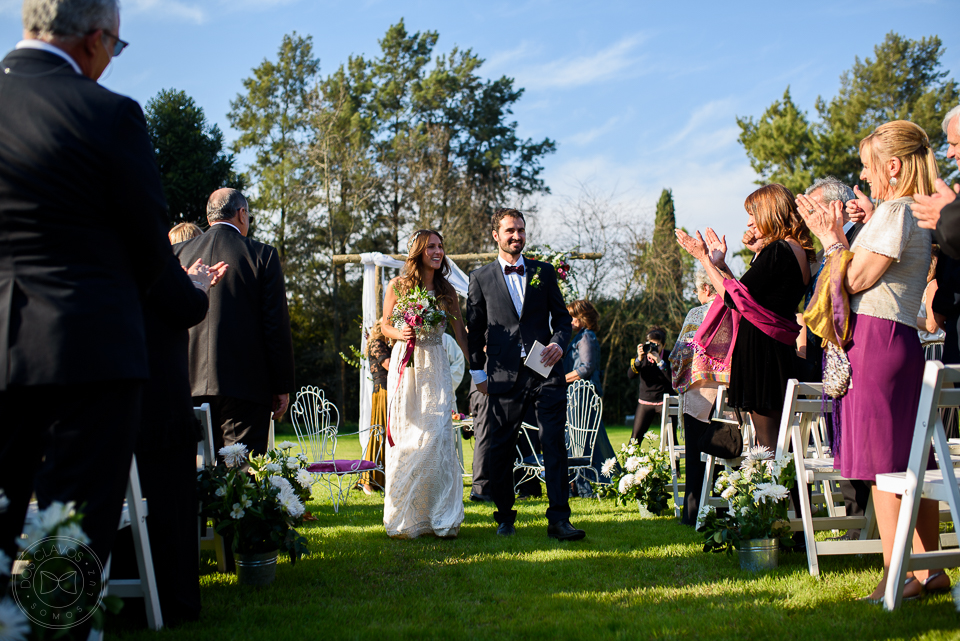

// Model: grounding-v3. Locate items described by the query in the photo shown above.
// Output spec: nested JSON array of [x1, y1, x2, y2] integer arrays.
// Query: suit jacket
[[174, 224, 295, 406], [466, 257, 572, 395], [0, 49, 172, 390], [138, 255, 209, 451], [935, 197, 960, 259]]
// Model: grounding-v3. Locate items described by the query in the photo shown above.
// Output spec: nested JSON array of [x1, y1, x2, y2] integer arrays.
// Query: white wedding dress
[[384, 315, 464, 539]]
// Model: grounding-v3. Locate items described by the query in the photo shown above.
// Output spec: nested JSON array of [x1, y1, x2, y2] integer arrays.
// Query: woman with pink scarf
[[675, 184, 813, 450]]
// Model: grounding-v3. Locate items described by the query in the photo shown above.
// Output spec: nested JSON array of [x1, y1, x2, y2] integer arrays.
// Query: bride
[[380, 229, 468, 538]]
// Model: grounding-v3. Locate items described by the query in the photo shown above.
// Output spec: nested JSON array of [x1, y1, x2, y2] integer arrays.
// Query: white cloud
[[484, 41, 540, 71], [667, 98, 737, 147], [566, 115, 623, 147], [516, 34, 649, 90]]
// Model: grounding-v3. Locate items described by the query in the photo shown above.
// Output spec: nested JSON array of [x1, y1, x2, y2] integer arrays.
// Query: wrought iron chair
[[514, 422, 545, 492], [291, 385, 380, 512], [566, 379, 603, 486]]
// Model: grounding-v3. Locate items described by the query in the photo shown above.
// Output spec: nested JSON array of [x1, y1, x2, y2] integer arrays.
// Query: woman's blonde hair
[[745, 183, 815, 262], [168, 222, 202, 244], [396, 229, 458, 314], [367, 320, 391, 354], [859, 120, 939, 199]]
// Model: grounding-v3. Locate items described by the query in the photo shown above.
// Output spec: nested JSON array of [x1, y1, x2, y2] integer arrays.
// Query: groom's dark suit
[[466, 257, 573, 525]]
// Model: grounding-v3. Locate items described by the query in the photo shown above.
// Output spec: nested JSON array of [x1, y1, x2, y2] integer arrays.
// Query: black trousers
[[470, 389, 492, 497], [0, 380, 141, 569], [486, 369, 569, 525], [681, 415, 711, 526], [632, 402, 677, 442], [194, 395, 273, 465]]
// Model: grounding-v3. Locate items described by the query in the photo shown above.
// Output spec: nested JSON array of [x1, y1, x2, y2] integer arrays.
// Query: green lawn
[[108, 424, 960, 640]]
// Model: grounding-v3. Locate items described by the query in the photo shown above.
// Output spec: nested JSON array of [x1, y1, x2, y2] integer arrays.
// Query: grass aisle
[[110, 426, 959, 640]]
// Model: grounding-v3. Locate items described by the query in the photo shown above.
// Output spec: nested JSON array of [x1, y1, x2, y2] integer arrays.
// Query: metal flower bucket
[[738, 538, 779, 572], [235, 550, 279, 586]]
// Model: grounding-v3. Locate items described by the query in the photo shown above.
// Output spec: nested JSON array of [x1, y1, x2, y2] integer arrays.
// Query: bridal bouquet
[[697, 446, 796, 553], [198, 443, 310, 563], [390, 285, 448, 368], [594, 434, 672, 515]]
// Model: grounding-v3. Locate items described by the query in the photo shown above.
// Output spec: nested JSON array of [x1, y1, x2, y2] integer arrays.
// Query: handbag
[[822, 342, 851, 399], [697, 418, 743, 459]]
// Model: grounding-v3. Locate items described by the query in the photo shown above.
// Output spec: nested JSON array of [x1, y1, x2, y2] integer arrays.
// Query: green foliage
[[593, 435, 672, 515], [144, 88, 243, 225], [738, 33, 960, 193]]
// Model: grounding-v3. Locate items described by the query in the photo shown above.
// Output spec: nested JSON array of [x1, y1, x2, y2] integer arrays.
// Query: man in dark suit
[[174, 188, 295, 463], [0, 0, 173, 568], [913, 105, 960, 256], [466, 208, 584, 540]]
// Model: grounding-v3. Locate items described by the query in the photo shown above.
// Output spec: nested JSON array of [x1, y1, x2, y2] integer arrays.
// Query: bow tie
[[504, 264, 524, 276]]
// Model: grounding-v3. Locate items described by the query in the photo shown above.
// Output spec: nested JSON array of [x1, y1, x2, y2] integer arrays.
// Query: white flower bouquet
[[697, 446, 797, 552], [593, 434, 672, 515], [198, 443, 310, 563]]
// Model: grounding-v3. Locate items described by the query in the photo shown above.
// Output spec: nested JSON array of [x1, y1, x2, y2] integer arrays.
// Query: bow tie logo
[[505, 264, 524, 276], [40, 570, 78, 595]]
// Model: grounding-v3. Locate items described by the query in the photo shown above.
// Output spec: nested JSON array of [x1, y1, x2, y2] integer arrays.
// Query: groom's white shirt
[[469, 255, 527, 385]]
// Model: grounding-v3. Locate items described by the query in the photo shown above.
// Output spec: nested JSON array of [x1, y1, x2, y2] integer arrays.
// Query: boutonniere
[[529, 266, 542, 289]]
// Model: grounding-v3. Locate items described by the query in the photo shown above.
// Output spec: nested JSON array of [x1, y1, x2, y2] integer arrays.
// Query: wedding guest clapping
[[797, 119, 949, 602], [676, 186, 812, 450]]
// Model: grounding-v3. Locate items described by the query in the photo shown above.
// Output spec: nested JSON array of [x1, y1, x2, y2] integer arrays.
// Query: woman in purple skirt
[[798, 120, 949, 602]]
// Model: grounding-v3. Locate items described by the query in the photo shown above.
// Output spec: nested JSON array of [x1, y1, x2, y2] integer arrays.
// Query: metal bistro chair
[[566, 379, 603, 486], [291, 386, 379, 512], [514, 422, 546, 492]]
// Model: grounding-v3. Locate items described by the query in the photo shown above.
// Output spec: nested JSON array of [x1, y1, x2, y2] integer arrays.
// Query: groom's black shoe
[[470, 492, 494, 503], [496, 522, 516, 536], [548, 520, 586, 541]]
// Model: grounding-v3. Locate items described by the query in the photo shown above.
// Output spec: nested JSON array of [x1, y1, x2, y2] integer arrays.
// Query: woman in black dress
[[676, 184, 812, 449]]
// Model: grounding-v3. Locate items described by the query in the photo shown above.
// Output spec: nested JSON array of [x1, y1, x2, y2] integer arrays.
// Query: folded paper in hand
[[523, 340, 553, 378]]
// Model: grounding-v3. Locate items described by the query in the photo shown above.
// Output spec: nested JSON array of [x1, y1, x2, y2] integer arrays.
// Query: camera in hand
[[642, 341, 659, 354]]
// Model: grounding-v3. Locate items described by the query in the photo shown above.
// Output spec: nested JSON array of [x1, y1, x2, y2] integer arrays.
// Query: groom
[[466, 208, 585, 540]]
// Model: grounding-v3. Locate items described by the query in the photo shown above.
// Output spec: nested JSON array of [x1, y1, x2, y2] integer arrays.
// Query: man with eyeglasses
[[0, 0, 173, 593]]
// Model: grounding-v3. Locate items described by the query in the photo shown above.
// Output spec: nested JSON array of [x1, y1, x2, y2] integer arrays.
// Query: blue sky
[[2, 0, 958, 250]]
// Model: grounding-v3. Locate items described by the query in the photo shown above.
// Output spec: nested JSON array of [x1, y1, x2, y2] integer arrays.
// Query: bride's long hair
[[396, 229, 458, 314]]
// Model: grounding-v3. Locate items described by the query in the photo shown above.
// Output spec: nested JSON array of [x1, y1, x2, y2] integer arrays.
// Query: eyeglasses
[[101, 30, 129, 57]]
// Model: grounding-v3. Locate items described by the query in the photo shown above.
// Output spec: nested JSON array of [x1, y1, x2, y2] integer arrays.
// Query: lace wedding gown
[[384, 316, 465, 538]]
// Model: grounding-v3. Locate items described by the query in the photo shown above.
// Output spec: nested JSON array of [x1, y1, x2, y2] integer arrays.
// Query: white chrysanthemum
[[0, 550, 11, 577], [55, 522, 91, 549], [278, 489, 305, 518], [265, 463, 281, 473], [240, 494, 253, 509], [747, 445, 773, 461], [601, 458, 617, 477], [721, 486, 737, 500], [625, 456, 641, 473], [285, 456, 300, 470], [276, 441, 298, 450], [764, 460, 775, 475], [295, 468, 313, 489], [741, 506, 751, 517], [727, 471, 741, 483], [644, 432, 659, 441], [634, 467, 651, 483], [754, 483, 790, 504], [0, 598, 30, 641], [297, 453, 308, 462], [625, 443, 638, 456], [220, 444, 249, 468], [772, 455, 791, 480], [741, 467, 753, 482], [269, 476, 293, 492], [230, 504, 245, 520], [215, 486, 226, 497], [618, 473, 636, 494], [714, 478, 725, 493]]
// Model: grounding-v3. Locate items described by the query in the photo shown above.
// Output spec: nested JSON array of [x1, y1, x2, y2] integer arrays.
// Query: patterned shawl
[[802, 250, 855, 348]]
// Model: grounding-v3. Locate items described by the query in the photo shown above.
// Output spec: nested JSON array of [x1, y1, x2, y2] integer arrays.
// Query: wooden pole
[[332, 251, 603, 265], [374, 265, 383, 321]]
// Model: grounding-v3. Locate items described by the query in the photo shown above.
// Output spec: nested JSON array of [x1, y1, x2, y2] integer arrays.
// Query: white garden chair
[[876, 361, 960, 610], [698, 386, 752, 513], [291, 385, 380, 513], [566, 379, 603, 486], [195, 403, 227, 572], [657, 394, 684, 517], [514, 422, 545, 492]]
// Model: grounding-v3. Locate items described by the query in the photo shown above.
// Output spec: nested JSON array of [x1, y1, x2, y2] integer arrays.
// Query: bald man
[[174, 189, 295, 466]]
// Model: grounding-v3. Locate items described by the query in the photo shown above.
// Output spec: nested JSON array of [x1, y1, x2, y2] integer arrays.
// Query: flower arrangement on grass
[[198, 443, 310, 564], [697, 445, 796, 552], [594, 434, 672, 515], [525, 244, 578, 301]]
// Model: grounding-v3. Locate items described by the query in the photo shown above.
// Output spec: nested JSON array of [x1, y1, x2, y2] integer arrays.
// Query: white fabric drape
[[359, 252, 405, 452], [357, 253, 471, 452]]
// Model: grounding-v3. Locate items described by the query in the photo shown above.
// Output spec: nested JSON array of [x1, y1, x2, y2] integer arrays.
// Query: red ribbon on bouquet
[[385, 327, 418, 447]]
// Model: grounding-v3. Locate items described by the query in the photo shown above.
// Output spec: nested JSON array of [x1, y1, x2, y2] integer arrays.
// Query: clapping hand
[[845, 185, 874, 223], [912, 178, 959, 230], [796, 193, 844, 244], [674, 228, 708, 260], [742, 229, 763, 253], [186, 259, 229, 291], [703, 228, 727, 267]]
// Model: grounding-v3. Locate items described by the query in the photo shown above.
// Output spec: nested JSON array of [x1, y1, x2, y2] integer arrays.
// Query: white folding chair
[[775, 380, 882, 577], [698, 386, 751, 513], [566, 380, 603, 486], [195, 404, 226, 572], [877, 361, 960, 610], [291, 386, 379, 512], [658, 394, 684, 517]]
